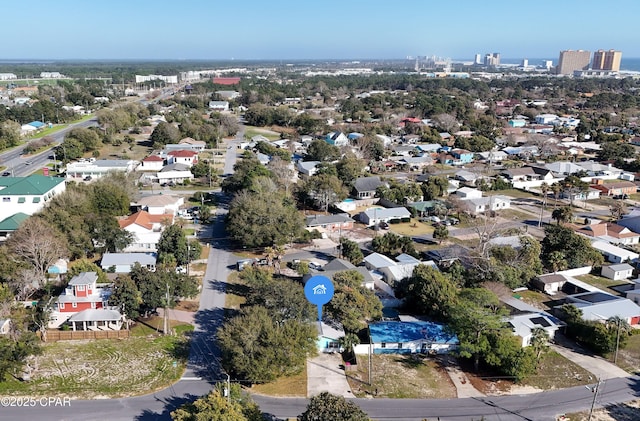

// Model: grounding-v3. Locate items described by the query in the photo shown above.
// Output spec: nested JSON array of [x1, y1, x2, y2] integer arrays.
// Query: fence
[[39, 330, 130, 342]]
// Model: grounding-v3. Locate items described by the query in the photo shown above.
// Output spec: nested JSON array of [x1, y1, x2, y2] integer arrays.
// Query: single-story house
[[368, 321, 459, 355], [101, 252, 157, 273], [561, 292, 640, 325], [65, 159, 138, 180], [379, 261, 437, 285], [67, 308, 124, 331], [360, 207, 411, 227], [455, 187, 483, 200], [601, 263, 635, 281], [353, 176, 386, 199], [136, 194, 184, 216], [592, 181, 637, 197], [424, 244, 470, 266], [297, 161, 320, 177], [0, 212, 28, 241], [626, 280, 640, 306], [531, 273, 569, 294], [560, 188, 602, 202], [507, 312, 565, 347], [325, 131, 349, 147], [139, 155, 165, 171], [363, 252, 397, 271], [316, 322, 345, 354], [311, 258, 375, 290], [460, 195, 511, 215], [305, 213, 354, 233], [591, 240, 640, 264], [156, 163, 195, 184], [208, 101, 229, 111], [615, 216, 640, 236]]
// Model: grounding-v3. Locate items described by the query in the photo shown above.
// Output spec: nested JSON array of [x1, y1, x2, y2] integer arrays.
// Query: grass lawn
[[97, 139, 152, 162], [608, 331, 640, 375], [388, 219, 434, 236], [0, 320, 192, 398], [250, 363, 307, 397], [519, 351, 592, 390], [575, 274, 628, 296], [345, 354, 456, 399], [517, 290, 556, 312], [244, 126, 281, 141], [224, 272, 247, 310], [500, 188, 539, 199]]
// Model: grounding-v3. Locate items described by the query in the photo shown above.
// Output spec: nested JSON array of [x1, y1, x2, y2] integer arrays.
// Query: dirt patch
[[174, 300, 199, 312], [345, 354, 456, 399], [564, 400, 640, 421]]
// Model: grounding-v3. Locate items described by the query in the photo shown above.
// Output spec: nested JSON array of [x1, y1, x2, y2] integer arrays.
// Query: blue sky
[[3, 0, 639, 60]]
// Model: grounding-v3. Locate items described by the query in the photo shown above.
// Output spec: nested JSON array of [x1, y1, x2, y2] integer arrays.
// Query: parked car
[[1, 172, 10, 177], [378, 221, 389, 230]]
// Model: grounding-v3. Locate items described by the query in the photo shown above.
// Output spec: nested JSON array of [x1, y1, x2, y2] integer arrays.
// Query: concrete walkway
[[441, 357, 485, 398], [156, 308, 195, 325], [551, 334, 630, 380], [307, 353, 353, 397]]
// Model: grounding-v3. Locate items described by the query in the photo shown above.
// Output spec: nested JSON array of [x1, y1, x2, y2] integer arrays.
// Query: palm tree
[[606, 316, 632, 363], [529, 327, 550, 362], [551, 183, 562, 210], [552, 206, 573, 225], [539, 182, 550, 227]]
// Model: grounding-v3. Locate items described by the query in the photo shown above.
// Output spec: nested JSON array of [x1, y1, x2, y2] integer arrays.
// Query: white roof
[[363, 253, 397, 269], [606, 263, 635, 272], [591, 241, 640, 260], [68, 309, 122, 322], [101, 252, 157, 266], [362, 207, 411, 219]]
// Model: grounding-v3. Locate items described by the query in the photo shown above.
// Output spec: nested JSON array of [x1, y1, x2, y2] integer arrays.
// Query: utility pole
[[368, 341, 372, 386], [587, 378, 602, 421], [614, 319, 622, 365], [163, 282, 169, 335]]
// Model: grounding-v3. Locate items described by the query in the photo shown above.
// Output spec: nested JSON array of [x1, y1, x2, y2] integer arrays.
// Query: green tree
[[217, 306, 317, 383], [298, 392, 369, 421], [227, 189, 305, 248], [245, 274, 315, 323], [541, 225, 603, 270], [433, 225, 449, 244], [305, 139, 341, 162], [371, 232, 418, 258], [326, 271, 383, 333], [66, 259, 109, 283], [529, 327, 550, 361], [157, 225, 189, 266], [171, 386, 262, 421], [109, 275, 142, 320], [89, 215, 133, 253], [335, 154, 365, 187], [91, 181, 130, 216], [221, 155, 272, 194], [421, 176, 449, 200], [340, 237, 363, 265], [397, 264, 457, 320], [150, 121, 180, 146], [297, 173, 348, 213], [190, 160, 210, 178]]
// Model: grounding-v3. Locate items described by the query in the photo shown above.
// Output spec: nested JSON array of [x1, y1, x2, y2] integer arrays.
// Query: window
[[17, 197, 25, 203], [2, 197, 9, 202], [72, 302, 77, 308], [398, 343, 403, 349], [77, 284, 85, 291], [59, 303, 65, 310], [33, 197, 41, 203], [91, 302, 96, 309], [381, 343, 386, 348]]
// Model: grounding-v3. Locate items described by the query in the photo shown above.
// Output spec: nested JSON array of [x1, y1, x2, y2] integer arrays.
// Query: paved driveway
[[552, 333, 630, 380], [307, 353, 353, 397]]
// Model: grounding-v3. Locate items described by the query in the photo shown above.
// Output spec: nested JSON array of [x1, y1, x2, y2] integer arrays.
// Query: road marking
[[180, 377, 203, 381]]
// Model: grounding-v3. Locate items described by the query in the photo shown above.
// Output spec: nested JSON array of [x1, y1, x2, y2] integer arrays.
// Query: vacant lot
[[575, 274, 629, 296], [468, 351, 592, 395], [244, 126, 281, 141], [610, 332, 640, 375], [388, 219, 434, 237], [345, 354, 456, 399], [0, 320, 191, 398], [249, 362, 307, 397]]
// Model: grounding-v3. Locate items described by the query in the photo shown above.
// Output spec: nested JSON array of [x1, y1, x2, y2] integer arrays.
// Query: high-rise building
[[592, 49, 622, 71], [474, 54, 482, 65], [557, 50, 591, 75], [521, 59, 529, 67], [484, 52, 500, 66]]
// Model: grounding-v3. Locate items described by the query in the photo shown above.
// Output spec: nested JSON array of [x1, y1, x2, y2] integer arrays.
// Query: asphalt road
[[0, 118, 97, 177]]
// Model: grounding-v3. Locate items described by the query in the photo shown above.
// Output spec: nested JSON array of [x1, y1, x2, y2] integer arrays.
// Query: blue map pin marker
[[304, 275, 334, 322]]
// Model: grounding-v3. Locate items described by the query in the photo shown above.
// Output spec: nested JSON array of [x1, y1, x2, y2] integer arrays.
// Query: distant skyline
[[3, 0, 639, 61]]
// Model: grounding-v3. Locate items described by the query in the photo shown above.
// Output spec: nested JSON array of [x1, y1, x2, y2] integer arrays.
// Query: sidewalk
[[441, 356, 485, 398]]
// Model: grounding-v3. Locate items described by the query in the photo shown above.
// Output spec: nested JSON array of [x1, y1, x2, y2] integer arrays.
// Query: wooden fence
[[39, 330, 130, 342]]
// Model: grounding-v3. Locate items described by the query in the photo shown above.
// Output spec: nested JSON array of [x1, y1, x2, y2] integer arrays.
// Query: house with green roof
[[0, 175, 66, 221], [0, 212, 29, 241]]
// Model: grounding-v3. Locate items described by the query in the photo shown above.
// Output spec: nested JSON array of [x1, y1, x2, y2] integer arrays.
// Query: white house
[[601, 263, 635, 281], [118, 210, 173, 252], [65, 159, 138, 181], [325, 132, 349, 147], [139, 155, 165, 171], [535, 114, 559, 125], [156, 164, 194, 184], [297, 161, 320, 177], [0, 175, 67, 222], [363, 253, 397, 271], [591, 240, 639, 264], [455, 187, 483, 200], [167, 150, 198, 167], [101, 252, 157, 273], [507, 312, 564, 347], [208, 101, 229, 111], [360, 207, 411, 227], [460, 195, 511, 215], [136, 194, 184, 216]]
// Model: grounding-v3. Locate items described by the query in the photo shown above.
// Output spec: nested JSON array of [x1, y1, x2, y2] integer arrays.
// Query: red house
[[56, 272, 108, 312]]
